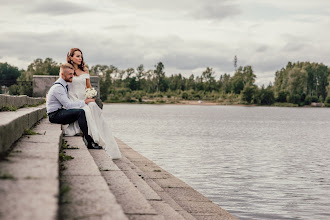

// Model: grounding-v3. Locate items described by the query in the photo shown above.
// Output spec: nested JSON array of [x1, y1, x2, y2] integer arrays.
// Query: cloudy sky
[[1, 0, 329, 85]]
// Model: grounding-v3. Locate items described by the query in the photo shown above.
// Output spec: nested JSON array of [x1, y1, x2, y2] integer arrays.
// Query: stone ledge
[[0, 94, 45, 109], [0, 104, 46, 157], [0, 119, 62, 220]]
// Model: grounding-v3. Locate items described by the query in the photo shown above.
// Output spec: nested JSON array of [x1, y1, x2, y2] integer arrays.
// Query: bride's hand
[[85, 98, 95, 104]]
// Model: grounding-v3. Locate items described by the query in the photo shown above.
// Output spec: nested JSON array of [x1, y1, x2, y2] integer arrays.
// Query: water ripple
[[104, 104, 330, 220]]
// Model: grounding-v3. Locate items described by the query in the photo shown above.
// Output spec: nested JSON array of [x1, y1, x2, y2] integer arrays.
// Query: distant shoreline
[[104, 100, 327, 108]]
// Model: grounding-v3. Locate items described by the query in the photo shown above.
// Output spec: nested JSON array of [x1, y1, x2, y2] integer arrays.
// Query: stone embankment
[[0, 94, 45, 110], [0, 97, 238, 220], [0, 96, 46, 157]]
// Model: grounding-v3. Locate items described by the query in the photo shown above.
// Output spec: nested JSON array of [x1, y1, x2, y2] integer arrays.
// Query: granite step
[[88, 149, 164, 220], [60, 136, 127, 220], [115, 138, 238, 220], [113, 155, 187, 220], [0, 119, 61, 220], [0, 104, 46, 157], [114, 141, 196, 220]]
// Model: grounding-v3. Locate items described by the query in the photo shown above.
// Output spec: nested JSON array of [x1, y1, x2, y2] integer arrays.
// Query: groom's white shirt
[[46, 77, 85, 114]]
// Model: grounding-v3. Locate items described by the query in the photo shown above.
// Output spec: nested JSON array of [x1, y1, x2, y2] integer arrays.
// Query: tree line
[[1, 58, 330, 106]]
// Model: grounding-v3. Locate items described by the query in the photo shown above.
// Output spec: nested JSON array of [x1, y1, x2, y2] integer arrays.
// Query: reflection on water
[[103, 104, 330, 220]]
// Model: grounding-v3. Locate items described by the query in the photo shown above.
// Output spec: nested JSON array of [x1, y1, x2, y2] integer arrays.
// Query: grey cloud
[[0, 30, 236, 74], [112, 0, 241, 21], [104, 25, 136, 30], [253, 57, 288, 73], [0, 0, 32, 5], [281, 34, 313, 52], [110, 0, 192, 11], [27, 1, 91, 15], [191, 1, 241, 21], [283, 42, 306, 52], [0, 31, 88, 64], [256, 45, 268, 53], [1, 28, 327, 88], [161, 52, 233, 72]]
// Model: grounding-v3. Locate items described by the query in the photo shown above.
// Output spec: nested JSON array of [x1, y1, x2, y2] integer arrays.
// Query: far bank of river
[[105, 99, 327, 108]]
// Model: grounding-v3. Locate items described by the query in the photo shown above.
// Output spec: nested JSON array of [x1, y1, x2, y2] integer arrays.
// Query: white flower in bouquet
[[85, 88, 97, 99]]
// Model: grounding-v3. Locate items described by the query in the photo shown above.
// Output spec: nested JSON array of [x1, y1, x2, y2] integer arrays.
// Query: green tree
[[256, 85, 275, 105], [287, 66, 308, 99], [201, 67, 216, 92], [136, 64, 145, 90], [230, 66, 256, 94], [241, 85, 257, 103], [154, 62, 167, 92], [0, 62, 21, 86], [185, 74, 195, 91], [219, 73, 231, 93], [27, 58, 60, 76]]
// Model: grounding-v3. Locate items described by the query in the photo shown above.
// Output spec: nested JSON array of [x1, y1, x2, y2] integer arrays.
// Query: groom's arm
[[53, 85, 85, 109]]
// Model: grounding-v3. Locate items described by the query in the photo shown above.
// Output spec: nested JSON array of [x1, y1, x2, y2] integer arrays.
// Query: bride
[[64, 48, 121, 159]]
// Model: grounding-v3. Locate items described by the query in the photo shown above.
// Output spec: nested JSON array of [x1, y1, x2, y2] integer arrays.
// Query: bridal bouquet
[[85, 88, 97, 99]]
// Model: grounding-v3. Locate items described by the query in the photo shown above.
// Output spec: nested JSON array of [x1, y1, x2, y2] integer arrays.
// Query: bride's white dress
[[64, 74, 121, 159]]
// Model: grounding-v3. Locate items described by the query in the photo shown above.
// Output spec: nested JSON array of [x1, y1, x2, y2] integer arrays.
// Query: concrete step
[[60, 136, 127, 220], [88, 149, 164, 220], [0, 119, 62, 220], [114, 142, 195, 220], [115, 138, 238, 220], [0, 94, 45, 110], [0, 104, 46, 157], [114, 155, 188, 220]]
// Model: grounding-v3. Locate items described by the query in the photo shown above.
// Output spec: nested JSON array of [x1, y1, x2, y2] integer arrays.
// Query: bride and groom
[[46, 48, 121, 159]]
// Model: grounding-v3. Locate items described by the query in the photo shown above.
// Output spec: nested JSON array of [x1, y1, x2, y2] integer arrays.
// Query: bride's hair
[[67, 48, 86, 73]]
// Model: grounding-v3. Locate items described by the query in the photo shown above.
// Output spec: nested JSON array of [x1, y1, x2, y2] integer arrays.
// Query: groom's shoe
[[87, 142, 102, 149]]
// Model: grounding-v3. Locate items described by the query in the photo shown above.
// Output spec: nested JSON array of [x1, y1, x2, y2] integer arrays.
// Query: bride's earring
[[70, 60, 73, 64]]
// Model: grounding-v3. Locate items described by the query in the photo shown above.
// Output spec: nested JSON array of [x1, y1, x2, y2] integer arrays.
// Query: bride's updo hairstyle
[[67, 48, 86, 73]]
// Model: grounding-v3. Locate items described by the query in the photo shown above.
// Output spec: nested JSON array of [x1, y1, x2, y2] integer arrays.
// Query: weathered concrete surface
[[149, 200, 186, 220], [89, 151, 157, 215], [0, 180, 58, 220], [60, 136, 127, 220], [60, 175, 127, 220], [33, 75, 58, 98], [114, 155, 162, 201], [116, 138, 238, 220], [0, 104, 46, 156], [0, 94, 6, 106], [89, 150, 120, 171], [0, 119, 62, 220], [101, 170, 157, 215], [0, 94, 45, 109]]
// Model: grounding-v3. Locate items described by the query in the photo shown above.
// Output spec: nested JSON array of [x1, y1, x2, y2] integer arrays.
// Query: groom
[[46, 63, 102, 149]]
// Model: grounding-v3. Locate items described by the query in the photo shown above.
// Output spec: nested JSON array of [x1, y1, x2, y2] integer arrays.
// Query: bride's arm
[[86, 78, 92, 88], [84, 67, 92, 88]]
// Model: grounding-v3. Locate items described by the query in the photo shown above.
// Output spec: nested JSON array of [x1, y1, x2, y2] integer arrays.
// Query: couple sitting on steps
[[46, 48, 121, 159]]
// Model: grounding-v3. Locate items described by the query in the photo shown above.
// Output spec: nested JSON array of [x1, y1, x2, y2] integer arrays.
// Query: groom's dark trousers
[[48, 108, 94, 144]]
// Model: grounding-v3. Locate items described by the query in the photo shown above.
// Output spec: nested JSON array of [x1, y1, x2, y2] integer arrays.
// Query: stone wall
[[0, 94, 45, 109], [0, 104, 46, 157], [33, 75, 100, 98]]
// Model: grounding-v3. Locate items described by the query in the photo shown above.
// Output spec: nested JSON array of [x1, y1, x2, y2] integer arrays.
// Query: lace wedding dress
[[64, 74, 121, 159]]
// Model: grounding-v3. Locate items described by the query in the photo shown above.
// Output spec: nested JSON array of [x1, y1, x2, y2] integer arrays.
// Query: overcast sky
[[1, 0, 329, 85]]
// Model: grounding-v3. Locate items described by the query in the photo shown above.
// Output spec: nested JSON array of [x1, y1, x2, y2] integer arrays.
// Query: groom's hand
[[85, 98, 95, 104]]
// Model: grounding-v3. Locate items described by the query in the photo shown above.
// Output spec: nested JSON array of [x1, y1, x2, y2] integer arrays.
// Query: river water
[[103, 104, 330, 220]]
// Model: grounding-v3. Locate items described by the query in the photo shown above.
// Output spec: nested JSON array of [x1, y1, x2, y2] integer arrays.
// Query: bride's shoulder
[[83, 67, 89, 74], [81, 67, 90, 79], [76, 67, 90, 79], [80, 73, 90, 79]]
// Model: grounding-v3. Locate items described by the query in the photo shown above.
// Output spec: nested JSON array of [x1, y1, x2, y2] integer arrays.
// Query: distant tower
[[234, 55, 237, 72]]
